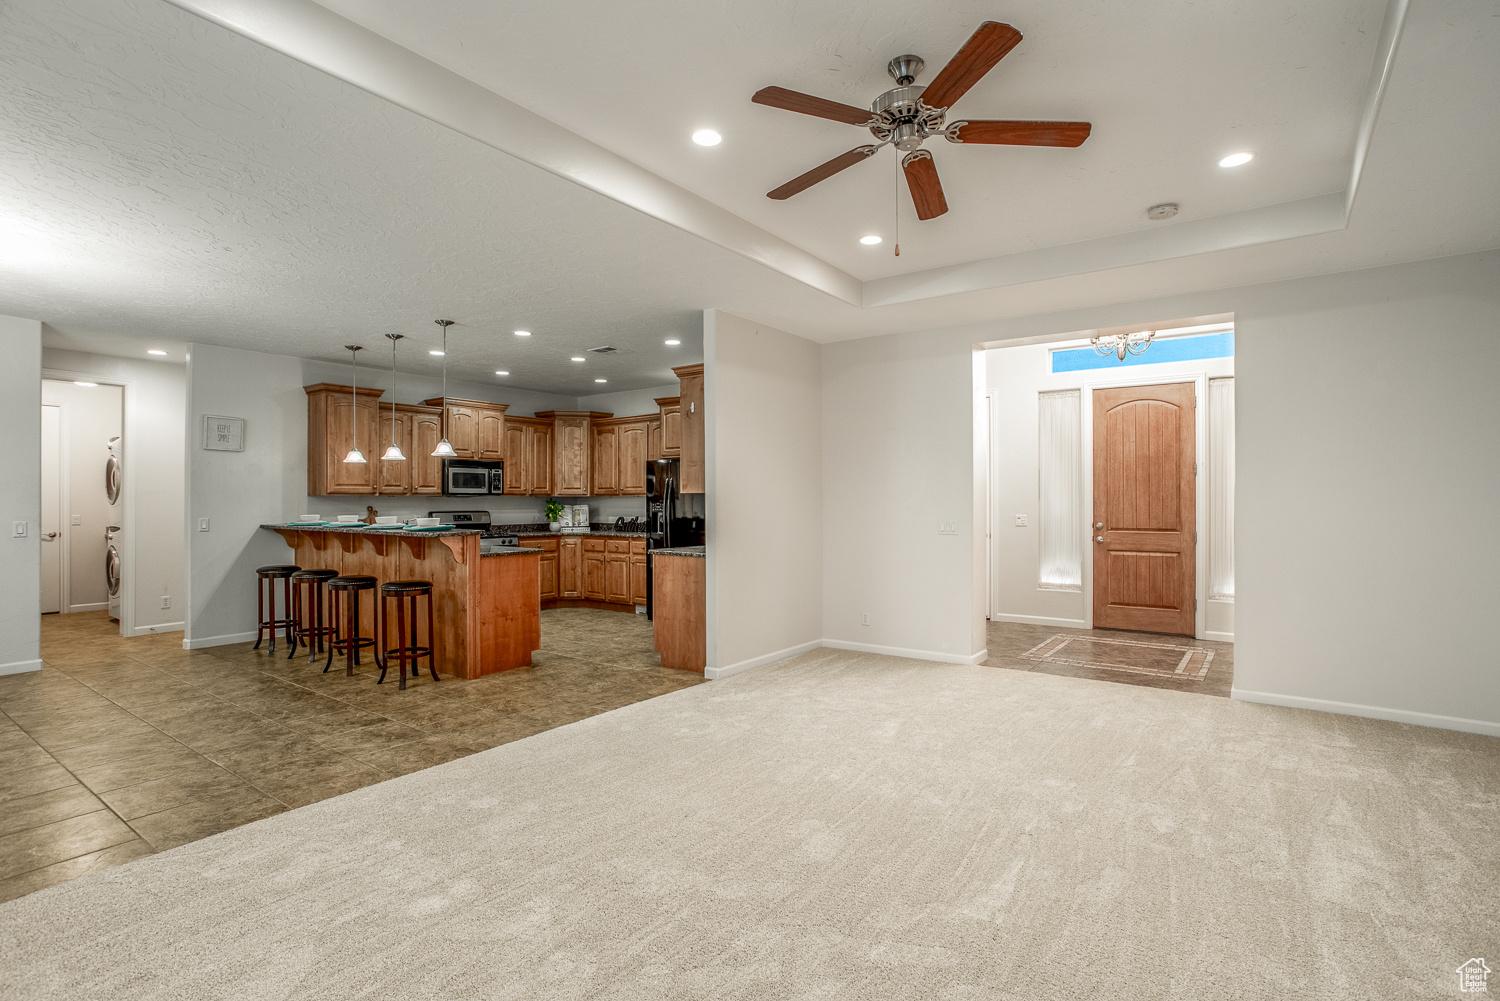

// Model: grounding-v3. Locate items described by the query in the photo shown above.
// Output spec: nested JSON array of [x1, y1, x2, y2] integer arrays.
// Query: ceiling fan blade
[[752, 86, 873, 126], [902, 151, 948, 220], [767, 146, 881, 200], [949, 120, 1092, 147], [921, 21, 1023, 110]]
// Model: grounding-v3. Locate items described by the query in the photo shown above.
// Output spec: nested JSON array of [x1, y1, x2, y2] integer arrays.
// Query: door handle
[[1095, 536, 1104, 544], [1094, 522, 1103, 529], [43, 532, 58, 540]]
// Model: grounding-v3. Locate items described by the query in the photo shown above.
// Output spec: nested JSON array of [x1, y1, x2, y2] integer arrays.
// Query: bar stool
[[377, 580, 437, 690], [325, 575, 379, 677], [252, 565, 300, 654], [288, 569, 339, 661]]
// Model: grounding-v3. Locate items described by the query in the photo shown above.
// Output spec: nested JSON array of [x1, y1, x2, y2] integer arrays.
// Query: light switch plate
[[1015, 514, 1027, 527], [12, 521, 27, 538], [71, 514, 82, 526], [197, 518, 210, 532]]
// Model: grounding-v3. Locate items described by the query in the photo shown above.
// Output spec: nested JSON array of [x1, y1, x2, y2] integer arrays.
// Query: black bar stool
[[325, 575, 379, 677], [288, 569, 339, 661], [253, 565, 300, 654], [377, 580, 437, 690]]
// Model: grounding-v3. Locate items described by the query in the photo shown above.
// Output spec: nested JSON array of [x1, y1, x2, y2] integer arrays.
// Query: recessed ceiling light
[[595, 378, 607, 383], [571, 356, 585, 362], [147, 349, 168, 356], [74, 381, 97, 387], [859, 234, 883, 245], [664, 339, 681, 346], [692, 129, 722, 146], [513, 330, 531, 337], [428, 349, 444, 356], [495, 370, 509, 376], [1218, 152, 1253, 168]]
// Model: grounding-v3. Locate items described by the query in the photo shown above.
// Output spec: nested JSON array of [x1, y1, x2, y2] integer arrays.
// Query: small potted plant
[[545, 499, 565, 533]]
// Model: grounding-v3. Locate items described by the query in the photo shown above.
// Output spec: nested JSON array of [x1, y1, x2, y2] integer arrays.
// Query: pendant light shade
[[343, 344, 366, 464], [383, 333, 406, 461], [431, 319, 457, 457]]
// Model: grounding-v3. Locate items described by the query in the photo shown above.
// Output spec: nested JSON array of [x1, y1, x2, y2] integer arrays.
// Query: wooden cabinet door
[[605, 553, 630, 603], [630, 554, 647, 605], [409, 409, 444, 494], [529, 425, 553, 495], [592, 426, 618, 495], [376, 411, 410, 494], [325, 395, 378, 494], [446, 406, 477, 458], [661, 404, 682, 457], [583, 552, 606, 600], [553, 417, 590, 495], [538, 553, 558, 600], [558, 538, 581, 597], [477, 408, 505, 460], [503, 424, 529, 495], [675, 366, 704, 493], [617, 422, 647, 495], [647, 418, 662, 462]]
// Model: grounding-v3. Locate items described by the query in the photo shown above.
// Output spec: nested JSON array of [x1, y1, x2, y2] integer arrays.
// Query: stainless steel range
[[430, 510, 519, 554]]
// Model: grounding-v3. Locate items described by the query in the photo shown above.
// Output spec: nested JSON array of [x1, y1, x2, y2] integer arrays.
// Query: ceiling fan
[[752, 21, 1091, 223]]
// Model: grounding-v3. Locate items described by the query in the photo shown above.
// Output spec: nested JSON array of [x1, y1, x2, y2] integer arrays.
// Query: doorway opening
[[979, 317, 1235, 696]]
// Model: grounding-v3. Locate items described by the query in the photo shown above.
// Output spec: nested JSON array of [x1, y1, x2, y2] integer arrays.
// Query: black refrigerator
[[645, 457, 704, 619]]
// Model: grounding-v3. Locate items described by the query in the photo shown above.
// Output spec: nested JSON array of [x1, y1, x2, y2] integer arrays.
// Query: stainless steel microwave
[[443, 459, 504, 495]]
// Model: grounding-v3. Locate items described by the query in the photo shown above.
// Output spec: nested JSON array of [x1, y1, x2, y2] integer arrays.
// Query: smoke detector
[[1146, 203, 1179, 221]]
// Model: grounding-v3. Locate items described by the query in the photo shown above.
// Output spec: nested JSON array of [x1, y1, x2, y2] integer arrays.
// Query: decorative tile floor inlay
[[1020, 634, 1214, 680]]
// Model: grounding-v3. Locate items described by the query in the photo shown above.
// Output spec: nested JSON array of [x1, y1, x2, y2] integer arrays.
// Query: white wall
[[704, 311, 822, 678], [820, 328, 987, 664], [984, 341, 1235, 638], [0, 315, 43, 674], [40, 380, 122, 611], [812, 250, 1499, 734], [576, 383, 679, 420], [43, 348, 187, 635]]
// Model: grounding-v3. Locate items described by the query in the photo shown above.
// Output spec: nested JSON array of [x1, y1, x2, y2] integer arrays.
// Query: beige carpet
[[1, 649, 1495, 999]]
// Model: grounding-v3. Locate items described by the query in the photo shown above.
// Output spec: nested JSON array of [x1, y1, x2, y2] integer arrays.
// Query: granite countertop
[[263, 523, 481, 538], [480, 546, 540, 558], [650, 546, 705, 558]]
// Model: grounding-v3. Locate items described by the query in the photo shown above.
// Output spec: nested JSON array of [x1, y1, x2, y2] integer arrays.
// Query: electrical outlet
[[197, 518, 210, 532], [160, 596, 171, 609], [861, 612, 870, 626], [1015, 514, 1027, 527], [12, 521, 27, 538]]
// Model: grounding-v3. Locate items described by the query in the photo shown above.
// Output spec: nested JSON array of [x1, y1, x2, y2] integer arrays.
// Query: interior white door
[[40, 405, 62, 614]]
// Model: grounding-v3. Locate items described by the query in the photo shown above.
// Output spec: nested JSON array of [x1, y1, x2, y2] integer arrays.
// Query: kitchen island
[[650, 546, 705, 673], [263, 525, 540, 679]]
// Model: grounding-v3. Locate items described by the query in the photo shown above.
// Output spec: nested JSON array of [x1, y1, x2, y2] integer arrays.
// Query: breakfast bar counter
[[263, 525, 540, 679]]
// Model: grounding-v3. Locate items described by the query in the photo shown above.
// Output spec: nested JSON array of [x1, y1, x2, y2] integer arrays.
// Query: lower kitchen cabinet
[[582, 539, 606, 600], [520, 535, 648, 609]]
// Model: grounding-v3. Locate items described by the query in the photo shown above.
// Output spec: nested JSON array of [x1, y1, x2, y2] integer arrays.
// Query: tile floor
[[985, 619, 1234, 698], [0, 608, 704, 903]]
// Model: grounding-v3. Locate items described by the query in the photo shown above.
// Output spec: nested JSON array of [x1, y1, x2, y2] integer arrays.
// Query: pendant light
[[343, 345, 366, 464], [381, 333, 406, 461], [431, 319, 457, 458]]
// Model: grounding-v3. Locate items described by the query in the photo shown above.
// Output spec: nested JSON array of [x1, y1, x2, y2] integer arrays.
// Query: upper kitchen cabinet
[[617, 420, 648, 494], [673, 365, 705, 493], [405, 405, 444, 495], [647, 416, 663, 461], [656, 396, 681, 457], [306, 383, 382, 495], [422, 397, 507, 460], [592, 423, 618, 495], [504, 415, 556, 495], [539, 411, 610, 496]]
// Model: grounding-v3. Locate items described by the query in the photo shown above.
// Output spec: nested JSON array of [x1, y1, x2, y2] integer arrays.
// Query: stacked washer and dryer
[[106, 436, 122, 622]]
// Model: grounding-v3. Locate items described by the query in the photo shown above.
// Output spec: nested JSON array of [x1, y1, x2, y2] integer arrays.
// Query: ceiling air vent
[[588, 345, 632, 355]]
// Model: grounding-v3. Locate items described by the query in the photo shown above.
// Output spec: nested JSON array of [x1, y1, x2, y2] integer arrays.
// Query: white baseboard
[[705, 639, 822, 680], [1204, 630, 1235, 643], [1231, 688, 1500, 738], [67, 602, 109, 613], [0, 659, 44, 676], [183, 630, 257, 650], [988, 613, 1087, 629], [132, 622, 184, 637], [822, 639, 989, 666]]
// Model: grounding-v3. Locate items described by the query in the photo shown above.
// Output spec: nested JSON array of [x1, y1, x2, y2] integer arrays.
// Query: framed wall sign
[[203, 415, 246, 451]]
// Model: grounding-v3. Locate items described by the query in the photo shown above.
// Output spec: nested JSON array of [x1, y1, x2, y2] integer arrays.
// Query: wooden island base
[[652, 552, 706, 673], [269, 528, 539, 680]]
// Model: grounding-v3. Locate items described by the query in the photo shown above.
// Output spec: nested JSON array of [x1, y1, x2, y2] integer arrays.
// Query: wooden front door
[[1092, 382, 1196, 636]]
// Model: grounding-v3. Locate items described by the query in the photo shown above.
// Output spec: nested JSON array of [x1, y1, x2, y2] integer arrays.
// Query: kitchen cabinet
[[305, 383, 382, 496], [673, 365, 704, 493], [518, 537, 560, 600], [647, 417, 662, 462], [630, 540, 648, 605], [521, 534, 646, 608], [617, 421, 648, 494], [589, 417, 649, 497], [422, 397, 508, 461], [539, 411, 608, 496], [592, 424, 618, 495], [604, 538, 631, 604], [529, 423, 553, 494], [375, 410, 409, 495], [656, 396, 681, 457], [502, 423, 528, 495], [582, 538, 606, 600], [558, 537, 581, 598], [376, 404, 443, 495]]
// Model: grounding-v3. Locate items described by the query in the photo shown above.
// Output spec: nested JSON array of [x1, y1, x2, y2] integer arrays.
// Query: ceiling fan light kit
[[752, 21, 1092, 229]]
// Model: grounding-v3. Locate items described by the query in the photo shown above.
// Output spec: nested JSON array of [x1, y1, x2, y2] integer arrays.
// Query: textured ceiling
[[0, 0, 1495, 391]]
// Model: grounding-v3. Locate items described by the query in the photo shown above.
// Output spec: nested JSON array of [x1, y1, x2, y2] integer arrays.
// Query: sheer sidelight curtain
[[1208, 378, 1235, 599], [1038, 390, 1082, 590]]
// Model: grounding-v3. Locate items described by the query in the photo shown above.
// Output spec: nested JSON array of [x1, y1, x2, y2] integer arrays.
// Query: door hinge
[[1194, 530, 1197, 543], [1194, 460, 1198, 475]]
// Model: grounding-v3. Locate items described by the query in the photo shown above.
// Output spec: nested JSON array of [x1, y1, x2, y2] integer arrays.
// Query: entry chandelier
[[343, 345, 366, 464], [431, 319, 457, 458], [1091, 330, 1156, 361], [382, 333, 406, 461]]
